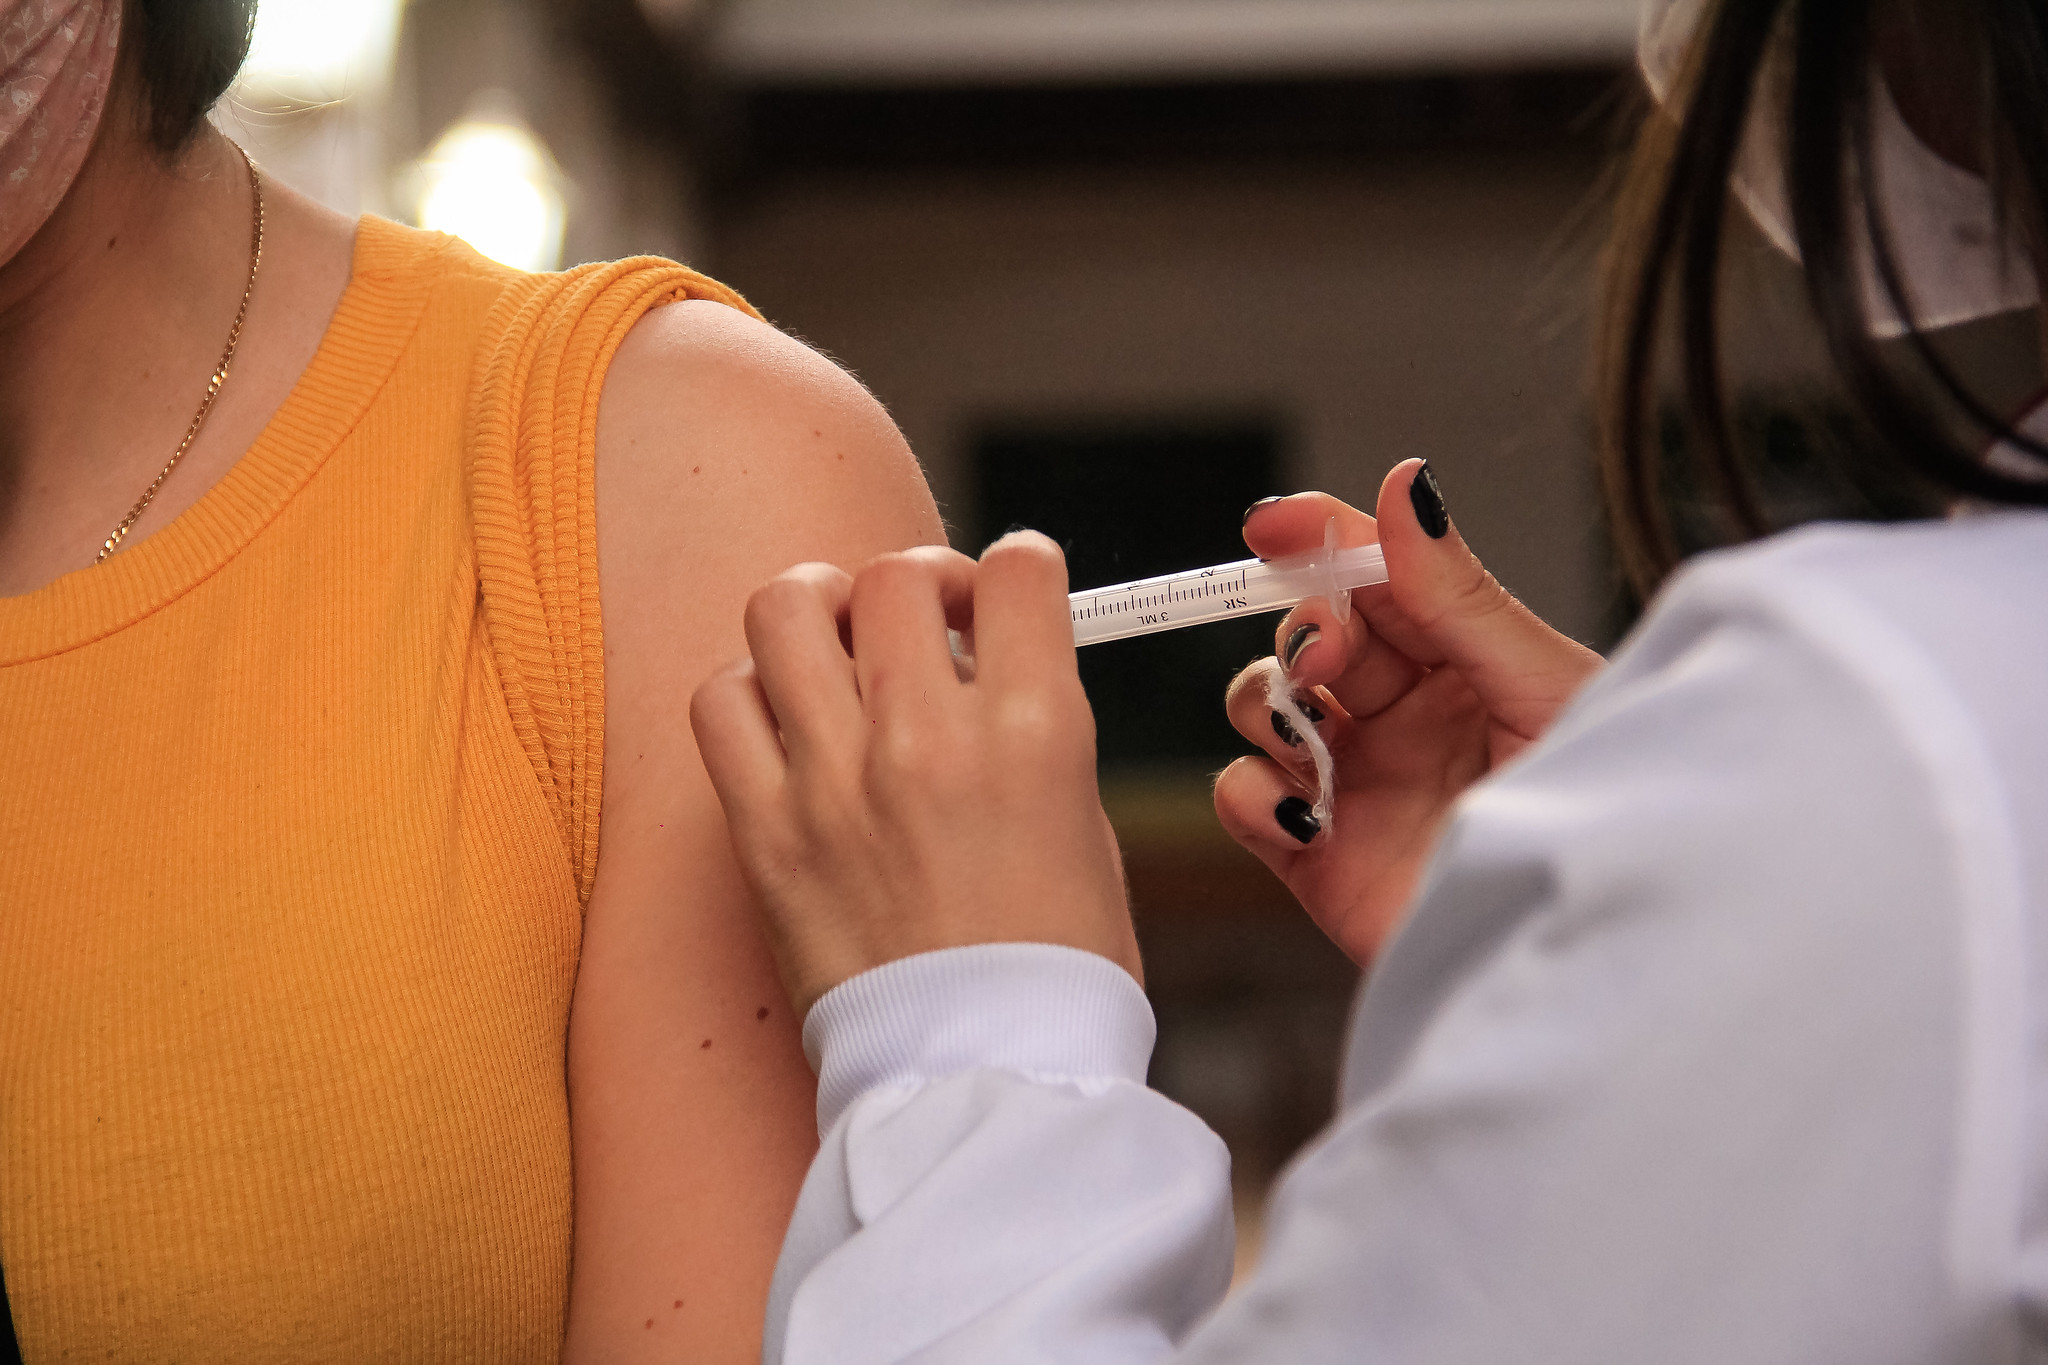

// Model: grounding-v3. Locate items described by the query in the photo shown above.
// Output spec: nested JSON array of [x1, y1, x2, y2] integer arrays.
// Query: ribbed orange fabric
[[0, 216, 758, 1360]]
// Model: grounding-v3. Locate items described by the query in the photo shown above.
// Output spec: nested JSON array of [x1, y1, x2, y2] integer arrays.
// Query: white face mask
[[1637, 0, 2038, 336], [0, 0, 121, 268]]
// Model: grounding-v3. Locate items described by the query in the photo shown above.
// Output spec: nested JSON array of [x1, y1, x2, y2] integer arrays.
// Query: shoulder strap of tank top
[[464, 256, 763, 905]]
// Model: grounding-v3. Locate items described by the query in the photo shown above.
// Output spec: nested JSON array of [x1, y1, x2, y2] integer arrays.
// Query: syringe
[[1070, 520, 1387, 647]]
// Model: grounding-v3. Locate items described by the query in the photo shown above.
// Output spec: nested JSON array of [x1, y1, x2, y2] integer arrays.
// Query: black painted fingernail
[[1275, 796, 1320, 844], [1283, 625, 1319, 670], [1271, 710, 1302, 746], [1296, 697, 1325, 724], [1409, 461, 1449, 539], [1242, 495, 1284, 528]]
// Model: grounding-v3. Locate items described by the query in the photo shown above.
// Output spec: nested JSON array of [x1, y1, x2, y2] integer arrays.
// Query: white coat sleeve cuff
[[802, 942, 1157, 1135]]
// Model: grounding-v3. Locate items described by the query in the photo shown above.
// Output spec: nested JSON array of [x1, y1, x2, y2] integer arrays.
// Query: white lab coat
[[763, 511, 2048, 1364]]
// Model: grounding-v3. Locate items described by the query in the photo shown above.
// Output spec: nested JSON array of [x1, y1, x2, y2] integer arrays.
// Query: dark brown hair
[[131, 0, 259, 154], [1600, 0, 2048, 591]]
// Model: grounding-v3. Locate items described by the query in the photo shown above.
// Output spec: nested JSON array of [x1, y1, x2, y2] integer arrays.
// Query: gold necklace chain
[[96, 146, 266, 565]]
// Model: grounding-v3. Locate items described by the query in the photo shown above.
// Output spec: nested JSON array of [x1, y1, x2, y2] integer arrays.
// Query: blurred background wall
[[232, 0, 2040, 1270]]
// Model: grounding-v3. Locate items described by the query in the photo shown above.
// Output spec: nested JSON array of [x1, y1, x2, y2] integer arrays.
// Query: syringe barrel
[[1069, 544, 1386, 646]]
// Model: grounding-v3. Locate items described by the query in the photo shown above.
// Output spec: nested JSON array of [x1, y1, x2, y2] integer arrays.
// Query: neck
[[0, 103, 257, 584]]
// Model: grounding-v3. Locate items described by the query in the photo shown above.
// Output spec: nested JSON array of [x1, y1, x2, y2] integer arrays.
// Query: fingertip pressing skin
[[979, 528, 1070, 591], [741, 562, 853, 655], [741, 566, 862, 762], [893, 543, 982, 628], [688, 659, 786, 814], [974, 531, 1078, 685], [713, 537, 1142, 1010], [848, 551, 963, 705]]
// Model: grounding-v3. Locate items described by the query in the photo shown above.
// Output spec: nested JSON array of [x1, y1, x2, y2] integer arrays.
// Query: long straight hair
[[1600, 0, 2048, 592]]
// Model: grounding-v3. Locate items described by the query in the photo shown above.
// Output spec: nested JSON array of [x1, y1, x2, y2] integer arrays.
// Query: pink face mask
[[0, 0, 121, 267]]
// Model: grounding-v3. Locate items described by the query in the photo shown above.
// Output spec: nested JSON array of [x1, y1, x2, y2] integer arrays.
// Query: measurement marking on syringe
[[1072, 568, 1254, 621], [1053, 529, 1391, 645], [1064, 538, 1384, 647], [1073, 573, 1245, 609]]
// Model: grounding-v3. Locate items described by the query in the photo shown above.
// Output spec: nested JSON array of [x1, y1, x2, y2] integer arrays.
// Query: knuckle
[[991, 690, 1056, 743], [990, 685, 1089, 763], [868, 715, 973, 797], [792, 773, 862, 846], [1425, 565, 1515, 633], [869, 718, 931, 779]]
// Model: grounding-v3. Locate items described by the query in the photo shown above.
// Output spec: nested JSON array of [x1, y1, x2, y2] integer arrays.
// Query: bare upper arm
[[566, 300, 942, 1361], [596, 299, 942, 615]]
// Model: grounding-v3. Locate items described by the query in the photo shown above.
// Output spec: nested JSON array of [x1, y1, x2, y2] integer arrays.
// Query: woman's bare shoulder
[[595, 294, 942, 679], [567, 299, 941, 1360], [600, 298, 940, 573], [596, 300, 942, 610]]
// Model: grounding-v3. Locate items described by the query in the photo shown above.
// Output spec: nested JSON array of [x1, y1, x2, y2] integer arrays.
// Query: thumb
[[1375, 459, 1601, 741]]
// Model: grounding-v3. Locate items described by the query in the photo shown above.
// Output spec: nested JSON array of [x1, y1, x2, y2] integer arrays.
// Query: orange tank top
[[0, 216, 757, 1359]]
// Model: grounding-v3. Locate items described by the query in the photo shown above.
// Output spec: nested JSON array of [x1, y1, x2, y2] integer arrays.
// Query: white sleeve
[[768, 943, 1236, 1365], [763, 553, 2028, 1365]]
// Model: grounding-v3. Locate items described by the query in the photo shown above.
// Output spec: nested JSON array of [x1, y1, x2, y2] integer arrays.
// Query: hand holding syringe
[[696, 466, 1609, 1006], [1054, 518, 1384, 834], [1069, 518, 1386, 645]]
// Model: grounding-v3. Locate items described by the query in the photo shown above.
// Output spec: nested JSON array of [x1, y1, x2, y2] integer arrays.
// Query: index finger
[[970, 530, 1079, 691], [848, 545, 978, 711], [742, 562, 863, 764]]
